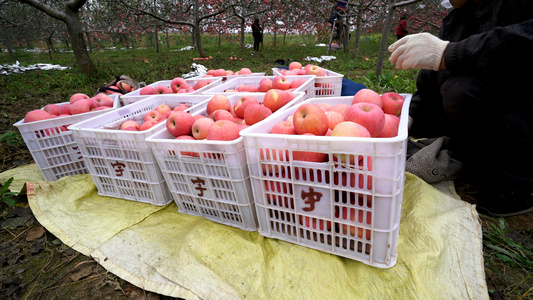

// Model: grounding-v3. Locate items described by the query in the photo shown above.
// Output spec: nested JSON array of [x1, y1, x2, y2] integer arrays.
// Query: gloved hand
[[388, 33, 449, 71]]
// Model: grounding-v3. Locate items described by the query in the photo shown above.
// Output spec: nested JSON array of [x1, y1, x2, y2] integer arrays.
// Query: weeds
[[1, 177, 18, 207]]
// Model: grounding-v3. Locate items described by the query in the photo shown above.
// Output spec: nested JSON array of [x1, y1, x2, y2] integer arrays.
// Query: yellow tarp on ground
[[0, 164, 488, 300]]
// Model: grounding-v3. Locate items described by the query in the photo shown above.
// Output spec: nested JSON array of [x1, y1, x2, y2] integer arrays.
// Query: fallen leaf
[[26, 226, 46, 242], [70, 265, 93, 281]]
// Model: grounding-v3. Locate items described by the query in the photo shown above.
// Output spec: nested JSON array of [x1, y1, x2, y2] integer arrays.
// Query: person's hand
[[388, 33, 449, 71]]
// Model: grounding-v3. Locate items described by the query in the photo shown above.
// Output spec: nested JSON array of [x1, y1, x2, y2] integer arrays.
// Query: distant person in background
[[328, 0, 348, 39], [396, 15, 408, 40], [252, 18, 263, 51]]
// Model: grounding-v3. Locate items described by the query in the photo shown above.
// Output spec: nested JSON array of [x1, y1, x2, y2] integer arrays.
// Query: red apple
[[139, 86, 154, 95], [69, 93, 90, 104], [331, 122, 371, 165], [43, 104, 61, 115], [70, 99, 96, 114], [213, 69, 226, 77], [270, 120, 296, 135], [170, 77, 188, 93], [263, 89, 292, 113], [233, 95, 259, 118], [120, 120, 140, 130], [352, 88, 383, 108], [174, 135, 199, 157], [153, 85, 172, 94], [24, 109, 54, 123], [260, 148, 288, 175], [293, 133, 327, 162], [192, 80, 211, 90], [257, 78, 273, 92], [155, 104, 172, 116], [59, 104, 71, 115], [139, 119, 158, 131], [209, 109, 234, 122], [206, 120, 241, 141], [381, 92, 404, 116], [325, 111, 344, 130], [290, 78, 307, 90], [206, 94, 231, 115], [343, 103, 385, 137], [299, 215, 331, 231], [239, 68, 252, 75], [144, 110, 164, 123], [303, 64, 326, 76], [93, 93, 114, 107], [329, 103, 350, 115], [173, 104, 190, 112], [243, 103, 272, 126], [272, 75, 292, 90], [292, 103, 329, 136], [288, 61, 302, 70], [166, 111, 195, 137], [191, 117, 215, 140], [378, 114, 401, 138]]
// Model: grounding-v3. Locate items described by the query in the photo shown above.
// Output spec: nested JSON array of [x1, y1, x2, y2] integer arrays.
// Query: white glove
[[388, 33, 449, 71]]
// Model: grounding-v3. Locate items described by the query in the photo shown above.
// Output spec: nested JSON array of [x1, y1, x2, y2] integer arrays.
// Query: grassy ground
[[1, 34, 532, 299]]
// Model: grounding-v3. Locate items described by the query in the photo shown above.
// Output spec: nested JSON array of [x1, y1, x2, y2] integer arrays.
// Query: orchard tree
[[17, 0, 96, 74], [230, 0, 271, 50]]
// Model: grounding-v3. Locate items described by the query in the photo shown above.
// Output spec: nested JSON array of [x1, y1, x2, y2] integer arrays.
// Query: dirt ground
[[1, 99, 532, 300]]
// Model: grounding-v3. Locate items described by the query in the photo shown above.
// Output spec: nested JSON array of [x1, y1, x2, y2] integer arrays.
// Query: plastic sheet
[[0, 164, 488, 299]]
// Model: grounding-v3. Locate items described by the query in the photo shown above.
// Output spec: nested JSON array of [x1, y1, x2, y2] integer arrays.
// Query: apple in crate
[[244, 103, 272, 125], [170, 77, 188, 93], [289, 61, 302, 70], [69, 93, 90, 104], [155, 104, 172, 116], [299, 215, 331, 231], [303, 64, 325, 76], [210, 109, 234, 122], [293, 104, 329, 136], [352, 88, 383, 108], [257, 78, 273, 92], [331, 122, 370, 165], [140, 119, 158, 131], [93, 93, 114, 107], [175, 135, 200, 157], [173, 104, 190, 112], [272, 75, 291, 90], [71, 99, 96, 114], [239, 68, 252, 75], [206, 120, 240, 141], [293, 133, 327, 162], [120, 120, 140, 131], [378, 114, 401, 138], [144, 110, 164, 123], [153, 85, 172, 94], [192, 80, 210, 90], [263, 89, 292, 113], [139, 86, 153, 95], [206, 94, 231, 115], [59, 104, 71, 115], [270, 120, 296, 135], [166, 111, 195, 137], [325, 111, 343, 130], [343, 103, 385, 137], [381, 92, 404, 116], [24, 110, 54, 123], [290, 79, 307, 89], [233, 95, 259, 118], [43, 104, 61, 115], [192, 117, 215, 140], [338, 206, 371, 239], [329, 103, 350, 115]]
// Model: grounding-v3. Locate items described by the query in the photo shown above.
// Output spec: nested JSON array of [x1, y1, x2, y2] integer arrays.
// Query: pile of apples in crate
[[275, 61, 326, 76], [23, 92, 114, 123], [275, 88, 405, 155], [138, 77, 214, 95], [202, 67, 254, 77]]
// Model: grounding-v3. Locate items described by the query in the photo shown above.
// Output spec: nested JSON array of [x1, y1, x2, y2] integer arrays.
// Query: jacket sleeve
[[444, 18, 533, 75]]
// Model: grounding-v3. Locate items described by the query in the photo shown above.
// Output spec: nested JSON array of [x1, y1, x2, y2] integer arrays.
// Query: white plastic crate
[[201, 75, 316, 100], [272, 68, 344, 97], [120, 77, 223, 105], [68, 95, 213, 206], [145, 92, 306, 230], [239, 94, 412, 268], [13, 94, 121, 181]]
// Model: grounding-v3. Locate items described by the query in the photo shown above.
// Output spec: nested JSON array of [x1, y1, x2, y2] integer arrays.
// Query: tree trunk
[[155, 26, 159, 53], [240, 19, 245, 50], [273, 30, 276, 47], [352, 6, 363, 59], [1, 21, 15, 60], [195, 26, 206, 57], [283, 32, 286, 46], [84, 23, 92, 53], [166, 29, 170, 47], [375, 2, 395, 76], [64, 9, 96, 74], [218, 32, 221, 46]]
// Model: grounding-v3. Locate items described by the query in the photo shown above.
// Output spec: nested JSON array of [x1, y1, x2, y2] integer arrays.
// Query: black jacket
[[441, 0, 533, 82]]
